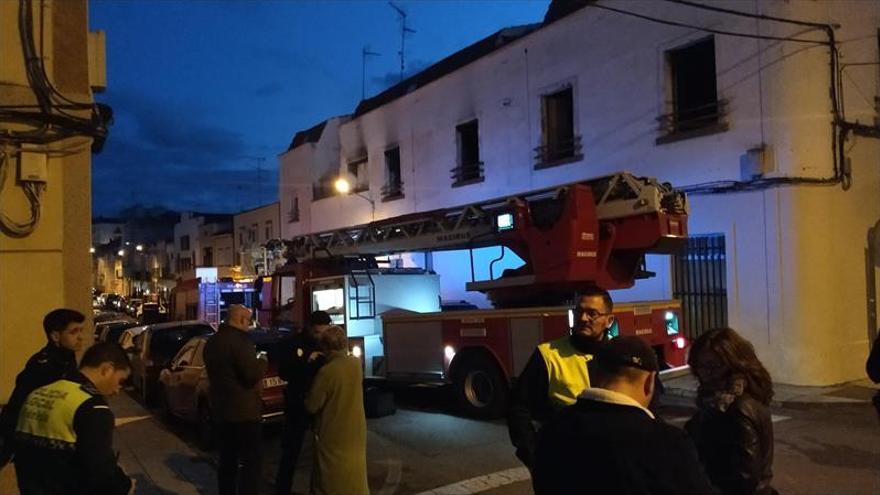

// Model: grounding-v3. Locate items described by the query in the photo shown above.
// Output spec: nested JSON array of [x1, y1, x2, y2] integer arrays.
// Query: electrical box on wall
[[739, 145, 775, 181], [18, 151, 48, 183]]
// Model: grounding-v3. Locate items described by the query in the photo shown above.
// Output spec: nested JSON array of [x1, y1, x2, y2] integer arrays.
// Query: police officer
[[0, 308, 85, 467], [507, 288, 615, 470], [14, 342, 134, 495], [274, 310, 331, 495]]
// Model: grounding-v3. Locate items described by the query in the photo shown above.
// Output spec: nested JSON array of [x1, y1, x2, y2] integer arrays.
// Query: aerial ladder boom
[[281, 172, 688, 307]]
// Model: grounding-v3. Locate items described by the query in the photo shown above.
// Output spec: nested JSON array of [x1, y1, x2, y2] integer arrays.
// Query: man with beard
[[507, 288, 615, 472]]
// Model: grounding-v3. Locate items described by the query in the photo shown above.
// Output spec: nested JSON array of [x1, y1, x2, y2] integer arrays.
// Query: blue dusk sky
[[89, 0, 550, 216]]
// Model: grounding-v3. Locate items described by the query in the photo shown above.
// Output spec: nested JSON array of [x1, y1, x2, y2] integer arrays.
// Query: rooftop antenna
[[361, 45, 381, 100], [388, 2, 415, 82]]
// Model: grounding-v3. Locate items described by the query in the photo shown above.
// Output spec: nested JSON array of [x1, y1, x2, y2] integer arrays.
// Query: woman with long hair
[[685, 327, 777, 495]]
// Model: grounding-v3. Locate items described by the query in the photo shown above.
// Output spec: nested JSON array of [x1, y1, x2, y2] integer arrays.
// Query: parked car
[[130, 321, 214, 404], [138, 303, 168, 325], [98, 321, 140, 345], [119, 325, 148, 352], [157, 328, 287, 447]]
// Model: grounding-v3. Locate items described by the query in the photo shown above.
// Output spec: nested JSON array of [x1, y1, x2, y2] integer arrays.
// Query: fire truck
[[260, 172, 689, 416]]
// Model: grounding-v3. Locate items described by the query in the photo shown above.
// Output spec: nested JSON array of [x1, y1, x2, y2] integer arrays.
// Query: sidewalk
[[661, 367, 879, 408], [112, 392, 217, 495]]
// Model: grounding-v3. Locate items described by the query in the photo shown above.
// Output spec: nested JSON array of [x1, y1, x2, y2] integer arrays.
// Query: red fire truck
[[260, 172, 689, 416]]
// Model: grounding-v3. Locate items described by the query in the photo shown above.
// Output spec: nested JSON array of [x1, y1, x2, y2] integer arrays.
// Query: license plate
[[262, 376, 287, 388]]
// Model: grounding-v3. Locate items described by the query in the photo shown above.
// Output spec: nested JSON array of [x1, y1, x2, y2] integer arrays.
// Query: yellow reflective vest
[[16, 379, 92, 449], [537, 336, 593, 408]]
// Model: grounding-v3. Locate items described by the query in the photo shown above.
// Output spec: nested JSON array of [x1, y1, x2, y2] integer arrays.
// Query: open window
[[536, 85, 582, 167], [452, 120, 483, 186], [658, 37, 727, 142], [347, 157, 369, 193], [382, 147, 404, 200]]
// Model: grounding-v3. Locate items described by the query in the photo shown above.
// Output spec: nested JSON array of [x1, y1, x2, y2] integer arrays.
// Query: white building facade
[[279, 0, 880, 386]]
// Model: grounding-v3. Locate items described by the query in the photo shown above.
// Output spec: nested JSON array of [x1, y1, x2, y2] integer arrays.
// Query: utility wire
[[587, 4, 828, 45]]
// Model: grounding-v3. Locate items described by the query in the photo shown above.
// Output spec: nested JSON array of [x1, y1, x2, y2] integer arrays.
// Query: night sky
[[89, 0, 549, 217]]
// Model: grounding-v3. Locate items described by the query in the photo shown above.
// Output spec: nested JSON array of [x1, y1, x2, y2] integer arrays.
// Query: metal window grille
[[672, 234, 728, 339]]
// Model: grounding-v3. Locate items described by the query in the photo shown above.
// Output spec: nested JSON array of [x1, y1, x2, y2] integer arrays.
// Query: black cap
[[593, 336, 659, 372]]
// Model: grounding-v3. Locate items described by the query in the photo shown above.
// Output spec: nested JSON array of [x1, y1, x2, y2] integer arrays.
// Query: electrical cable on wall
[[0, 149, 43, 238], [587, 0, 880, 196]]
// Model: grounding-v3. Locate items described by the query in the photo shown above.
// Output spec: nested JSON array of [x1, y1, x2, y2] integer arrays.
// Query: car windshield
[[151, 325, 213, 362]]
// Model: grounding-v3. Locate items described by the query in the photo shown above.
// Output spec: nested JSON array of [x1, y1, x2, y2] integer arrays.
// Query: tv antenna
[[361, 45, 381, 99], [388, 2, 415, 82]]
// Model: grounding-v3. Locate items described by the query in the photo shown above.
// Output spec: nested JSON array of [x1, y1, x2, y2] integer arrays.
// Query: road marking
[[114, 415, 152, 427], [414, 466, 530, 495]]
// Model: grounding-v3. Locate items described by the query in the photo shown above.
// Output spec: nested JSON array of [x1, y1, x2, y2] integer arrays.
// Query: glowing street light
[[334, 177, 352, 194], [89, 247, 95, 254], [334, 176, 375, 221], [136, 244, 143, 252], [117, 249, 125, 256]]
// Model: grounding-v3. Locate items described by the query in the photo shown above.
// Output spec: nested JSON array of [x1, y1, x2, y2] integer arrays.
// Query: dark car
[[157, 329, 288, 447], [98, 321, 140, 345], [130, 321, 214, 404]]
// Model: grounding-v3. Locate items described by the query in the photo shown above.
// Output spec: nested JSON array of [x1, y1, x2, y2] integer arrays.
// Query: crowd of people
[[509, 289, 779, 495], [0, 294, 878, 494]]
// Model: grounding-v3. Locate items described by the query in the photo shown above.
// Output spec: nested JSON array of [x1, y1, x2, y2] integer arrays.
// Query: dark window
[[288, 197, 300, 223], [249, 224, 257, 243], [382, 147, 403, 200], [265, 221, 273, 240], [312, 172, 336, 201], [203, 247, 213, 267], [238, 229, 245, 246], [537, 86, 581, 166], [347, 158, 369, 193], [664, 37, 722, 136], [180, 235, 190, 251], [672, 234, 728, 340], [452, 120, 483, 185]]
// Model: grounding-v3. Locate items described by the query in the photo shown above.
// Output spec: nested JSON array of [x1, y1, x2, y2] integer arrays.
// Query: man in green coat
[[305, 325, 369, 495]]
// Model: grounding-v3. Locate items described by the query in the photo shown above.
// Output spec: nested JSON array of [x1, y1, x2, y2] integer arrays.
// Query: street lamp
[[117, 249, 125, 257], [136, 244, 143, 252], [335, 176, 375, 220], [90, 247, 95, 254]]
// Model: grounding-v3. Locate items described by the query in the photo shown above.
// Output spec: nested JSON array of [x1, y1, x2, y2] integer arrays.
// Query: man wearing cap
[[508, 288, 614, 470], [533, 337, 718, 494]]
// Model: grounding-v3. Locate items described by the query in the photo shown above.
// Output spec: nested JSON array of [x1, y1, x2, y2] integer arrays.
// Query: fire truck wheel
[[452, 355, 509, 419]]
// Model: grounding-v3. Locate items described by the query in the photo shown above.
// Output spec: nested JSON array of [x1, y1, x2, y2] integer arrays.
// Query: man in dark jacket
[[204, 304, 268, 495], [0, 308, 85, 468], [508, 288, 613, 469], [274, 310, 331, 495], [534, 337, 718, 495], [14, 342, 134, 495]]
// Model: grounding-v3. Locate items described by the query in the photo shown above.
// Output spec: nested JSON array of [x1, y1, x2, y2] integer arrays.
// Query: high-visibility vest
[[537, 336, 593, 408], [16, 379, 92, 450]]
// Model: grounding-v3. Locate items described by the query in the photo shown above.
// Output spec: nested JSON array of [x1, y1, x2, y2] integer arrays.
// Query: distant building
[[233, 202, 281, 276], [172, 212, 234, 277], [92, 217, 124, 245], [278, 0, 880, 386]]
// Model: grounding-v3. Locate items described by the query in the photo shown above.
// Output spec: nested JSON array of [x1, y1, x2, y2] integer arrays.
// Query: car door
[[165, 341, 197, 414], [178, 340, 207, 419]]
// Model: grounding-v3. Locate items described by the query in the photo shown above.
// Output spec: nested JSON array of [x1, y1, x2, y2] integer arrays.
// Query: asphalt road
[[150, 386, 880, 495]]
